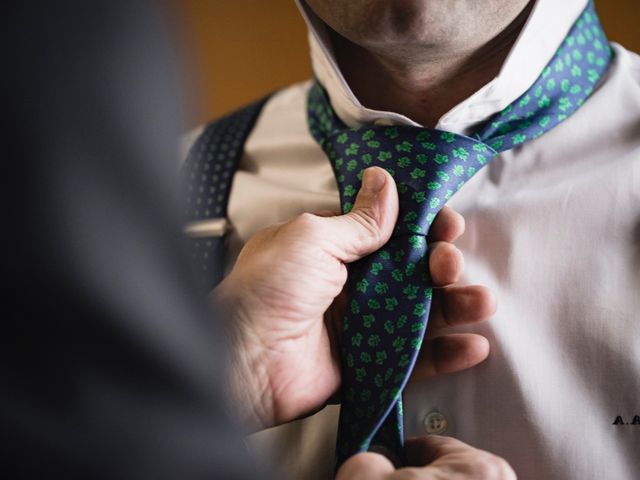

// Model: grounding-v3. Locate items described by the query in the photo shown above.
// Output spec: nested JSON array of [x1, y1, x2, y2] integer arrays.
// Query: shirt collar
[[296, 0, 589, 134]]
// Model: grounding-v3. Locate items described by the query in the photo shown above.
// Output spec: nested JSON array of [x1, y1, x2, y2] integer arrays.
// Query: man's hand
[[216, 167, 496, 429], [337, 435, 516, 480]]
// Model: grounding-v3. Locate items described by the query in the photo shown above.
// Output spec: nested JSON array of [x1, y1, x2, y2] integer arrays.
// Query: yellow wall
[[175, 1, 639, 124]]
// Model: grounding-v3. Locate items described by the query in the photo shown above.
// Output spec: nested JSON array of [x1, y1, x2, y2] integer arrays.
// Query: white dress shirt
[[185, 0, 640, 478]]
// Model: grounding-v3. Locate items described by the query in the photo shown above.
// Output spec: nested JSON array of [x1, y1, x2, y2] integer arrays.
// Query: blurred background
[[175, 0, 640, 126]]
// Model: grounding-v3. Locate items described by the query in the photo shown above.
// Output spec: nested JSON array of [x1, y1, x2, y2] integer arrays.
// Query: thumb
[[323, 167, 399, 263]]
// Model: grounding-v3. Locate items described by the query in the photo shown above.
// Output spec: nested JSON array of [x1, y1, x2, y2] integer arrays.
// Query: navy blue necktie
[[307, 1, 612, 468]]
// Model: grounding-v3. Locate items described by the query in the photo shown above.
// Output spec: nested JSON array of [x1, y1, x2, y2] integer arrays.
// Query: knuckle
[[294, 211, 322, 232], [390, 467, 423, 480], [476, 453, 515, 480], [350, 207, 382, 243], [287, 212, 327, 241], [496, 457, 517, 480]]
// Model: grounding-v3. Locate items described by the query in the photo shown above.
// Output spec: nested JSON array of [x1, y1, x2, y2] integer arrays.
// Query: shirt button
[[423, 411, 448, 434]]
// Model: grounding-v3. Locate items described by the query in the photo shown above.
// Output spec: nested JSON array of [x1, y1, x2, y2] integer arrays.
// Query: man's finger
[[404, 435, 478, 466], [428, 206, 465, 243], [429, 241, 464, 286], [428, 285, 497, 331], [404, 436, 517, 479], [409, 333, 490, 381], [336, 452, 395, 480]]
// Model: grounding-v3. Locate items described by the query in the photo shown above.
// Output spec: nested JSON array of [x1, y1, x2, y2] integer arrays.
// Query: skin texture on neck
[[307, 0, 534, 127]]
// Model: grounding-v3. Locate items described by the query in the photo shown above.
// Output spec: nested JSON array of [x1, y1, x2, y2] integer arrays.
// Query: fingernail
[[361, 167, 386, 195]]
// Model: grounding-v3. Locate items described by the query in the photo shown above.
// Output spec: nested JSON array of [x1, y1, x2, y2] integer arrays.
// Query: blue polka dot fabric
[[182, 96, 270, 289]]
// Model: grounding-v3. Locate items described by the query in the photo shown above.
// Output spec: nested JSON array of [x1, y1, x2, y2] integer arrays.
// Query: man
[[222, 166, 516, 479], [2, 2, 510, 478], [183, 0, 640, 478]]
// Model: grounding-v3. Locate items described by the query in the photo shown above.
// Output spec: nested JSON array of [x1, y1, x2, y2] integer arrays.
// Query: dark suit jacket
[[1, 2, 262, 478]]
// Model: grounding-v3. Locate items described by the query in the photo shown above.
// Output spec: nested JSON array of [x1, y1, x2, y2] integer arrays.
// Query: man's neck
[[330, 2, 534, 128]]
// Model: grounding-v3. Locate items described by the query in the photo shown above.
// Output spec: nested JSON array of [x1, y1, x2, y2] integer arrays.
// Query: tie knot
[[315, 124, 496, 235]]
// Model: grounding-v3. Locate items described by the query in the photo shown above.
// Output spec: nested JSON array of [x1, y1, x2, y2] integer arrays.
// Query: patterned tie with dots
[[307, 1, 612, 468]]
